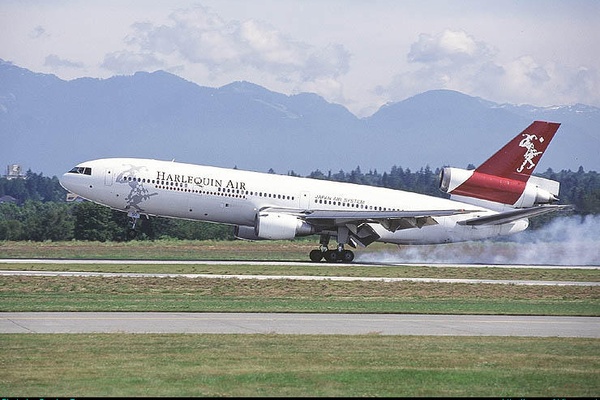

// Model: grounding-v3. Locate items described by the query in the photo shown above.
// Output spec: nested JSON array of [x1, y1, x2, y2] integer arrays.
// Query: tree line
[[0, 166, 598, 242]]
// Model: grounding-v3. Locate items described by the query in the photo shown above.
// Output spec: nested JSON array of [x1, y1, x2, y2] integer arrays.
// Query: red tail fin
[[443, 121, 561, 206], [475, 120, 561, 181]]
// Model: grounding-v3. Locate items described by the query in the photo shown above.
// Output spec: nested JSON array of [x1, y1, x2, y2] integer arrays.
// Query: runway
[[1, 258, 598, 287], [2, 258, 599, 269], [1, 312, 598, 337], [1, 259, 597, 338]]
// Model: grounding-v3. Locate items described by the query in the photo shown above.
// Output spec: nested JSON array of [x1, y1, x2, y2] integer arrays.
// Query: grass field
[[1, 275, 598, 315], [2, 334, 598, 397], [0, 239, 315, 260], [1, 240, 599, 396]]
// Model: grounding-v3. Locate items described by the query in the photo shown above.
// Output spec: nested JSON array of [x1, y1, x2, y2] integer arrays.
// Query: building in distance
[[4, 164, 26, 180]]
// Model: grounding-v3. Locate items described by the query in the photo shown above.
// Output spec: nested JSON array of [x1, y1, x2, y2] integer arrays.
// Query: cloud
[[101, 5, 350, 96], [502, 56, 600, 106], [376, 29, 503, 99], [567, 66, 600, 103], [29, 25, 49, 39], [101, 50, 165, 75], [408, 29, 494, 65], [44, 54, 84, 69], [380, 28, 600, 108]]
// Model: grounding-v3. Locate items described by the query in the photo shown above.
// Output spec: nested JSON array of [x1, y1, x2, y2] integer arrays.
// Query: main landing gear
[[309, 234, 355, 263]]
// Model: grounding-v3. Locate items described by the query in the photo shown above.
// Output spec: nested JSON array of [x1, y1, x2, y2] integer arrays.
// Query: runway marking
[[2, 315, 585, 324], [0, 258, 598, 269], [1, 269, 597, 286]]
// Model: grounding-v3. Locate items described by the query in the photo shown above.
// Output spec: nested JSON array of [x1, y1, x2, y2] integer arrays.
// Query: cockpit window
[[68, 166, 92, 175]]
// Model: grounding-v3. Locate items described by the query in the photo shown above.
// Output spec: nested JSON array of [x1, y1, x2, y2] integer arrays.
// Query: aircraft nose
[[59, 171, 76, 193], [58, 172, 70, 191]]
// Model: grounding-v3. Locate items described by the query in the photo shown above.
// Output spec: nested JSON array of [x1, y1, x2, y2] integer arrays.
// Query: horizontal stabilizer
[[458, 205, 571, 226]]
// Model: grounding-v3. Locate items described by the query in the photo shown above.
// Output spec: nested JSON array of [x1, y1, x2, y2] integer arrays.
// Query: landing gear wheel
[[319, 249, 355, 263], [311, 234, 355, 263], [324, 250, 339, 263], [309, 249, 324, 262], [342, 250, 355, 262], [127, 228, 138, 240]]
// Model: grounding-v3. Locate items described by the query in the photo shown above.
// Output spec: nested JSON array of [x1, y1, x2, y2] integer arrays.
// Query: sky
[[1, 0, 599, 117]]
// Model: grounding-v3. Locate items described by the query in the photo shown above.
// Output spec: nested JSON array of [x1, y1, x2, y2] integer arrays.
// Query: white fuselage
[[60, 158, 528, 245]]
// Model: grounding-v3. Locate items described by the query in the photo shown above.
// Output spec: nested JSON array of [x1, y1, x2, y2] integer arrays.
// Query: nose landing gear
[[127, 210, 140, 240]]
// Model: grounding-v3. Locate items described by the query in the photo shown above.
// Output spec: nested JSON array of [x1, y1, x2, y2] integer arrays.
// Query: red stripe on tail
[[451, 121, 560, 205]]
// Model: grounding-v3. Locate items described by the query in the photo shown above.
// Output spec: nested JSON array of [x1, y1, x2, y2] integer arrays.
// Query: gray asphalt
[[1, 260, 597, 337], [1, 312, 598, 337], [2, 258, 599, 269]]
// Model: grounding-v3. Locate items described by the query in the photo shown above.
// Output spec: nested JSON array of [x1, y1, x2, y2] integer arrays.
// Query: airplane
[[60, 120, 569, 263]]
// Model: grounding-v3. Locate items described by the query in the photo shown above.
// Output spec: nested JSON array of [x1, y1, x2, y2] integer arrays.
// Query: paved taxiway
[[1, 259, 597, 337], [2, 312, 598, 337], [2, 258, 599, 269]]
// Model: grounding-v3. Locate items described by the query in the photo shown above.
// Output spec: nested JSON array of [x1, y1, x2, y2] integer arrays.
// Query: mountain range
[[1, 59, 599, 178]]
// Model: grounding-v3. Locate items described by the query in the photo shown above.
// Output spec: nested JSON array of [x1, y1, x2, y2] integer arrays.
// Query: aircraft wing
[[302, 209, 476, 231], [264, 207, 477, 232], [458, 204, 571, 226]]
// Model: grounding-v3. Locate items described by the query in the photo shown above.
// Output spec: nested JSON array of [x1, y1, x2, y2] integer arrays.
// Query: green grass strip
[[1, 334, 598, 397], [1, 276, 598, 315]]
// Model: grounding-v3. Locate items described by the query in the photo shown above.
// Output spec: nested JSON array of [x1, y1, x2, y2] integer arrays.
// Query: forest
[[0, 166, 598, 242]]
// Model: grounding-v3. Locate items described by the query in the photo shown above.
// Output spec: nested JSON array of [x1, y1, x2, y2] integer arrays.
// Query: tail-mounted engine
[[439, 167, 559, 208], [234, 212, 316, 240]]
